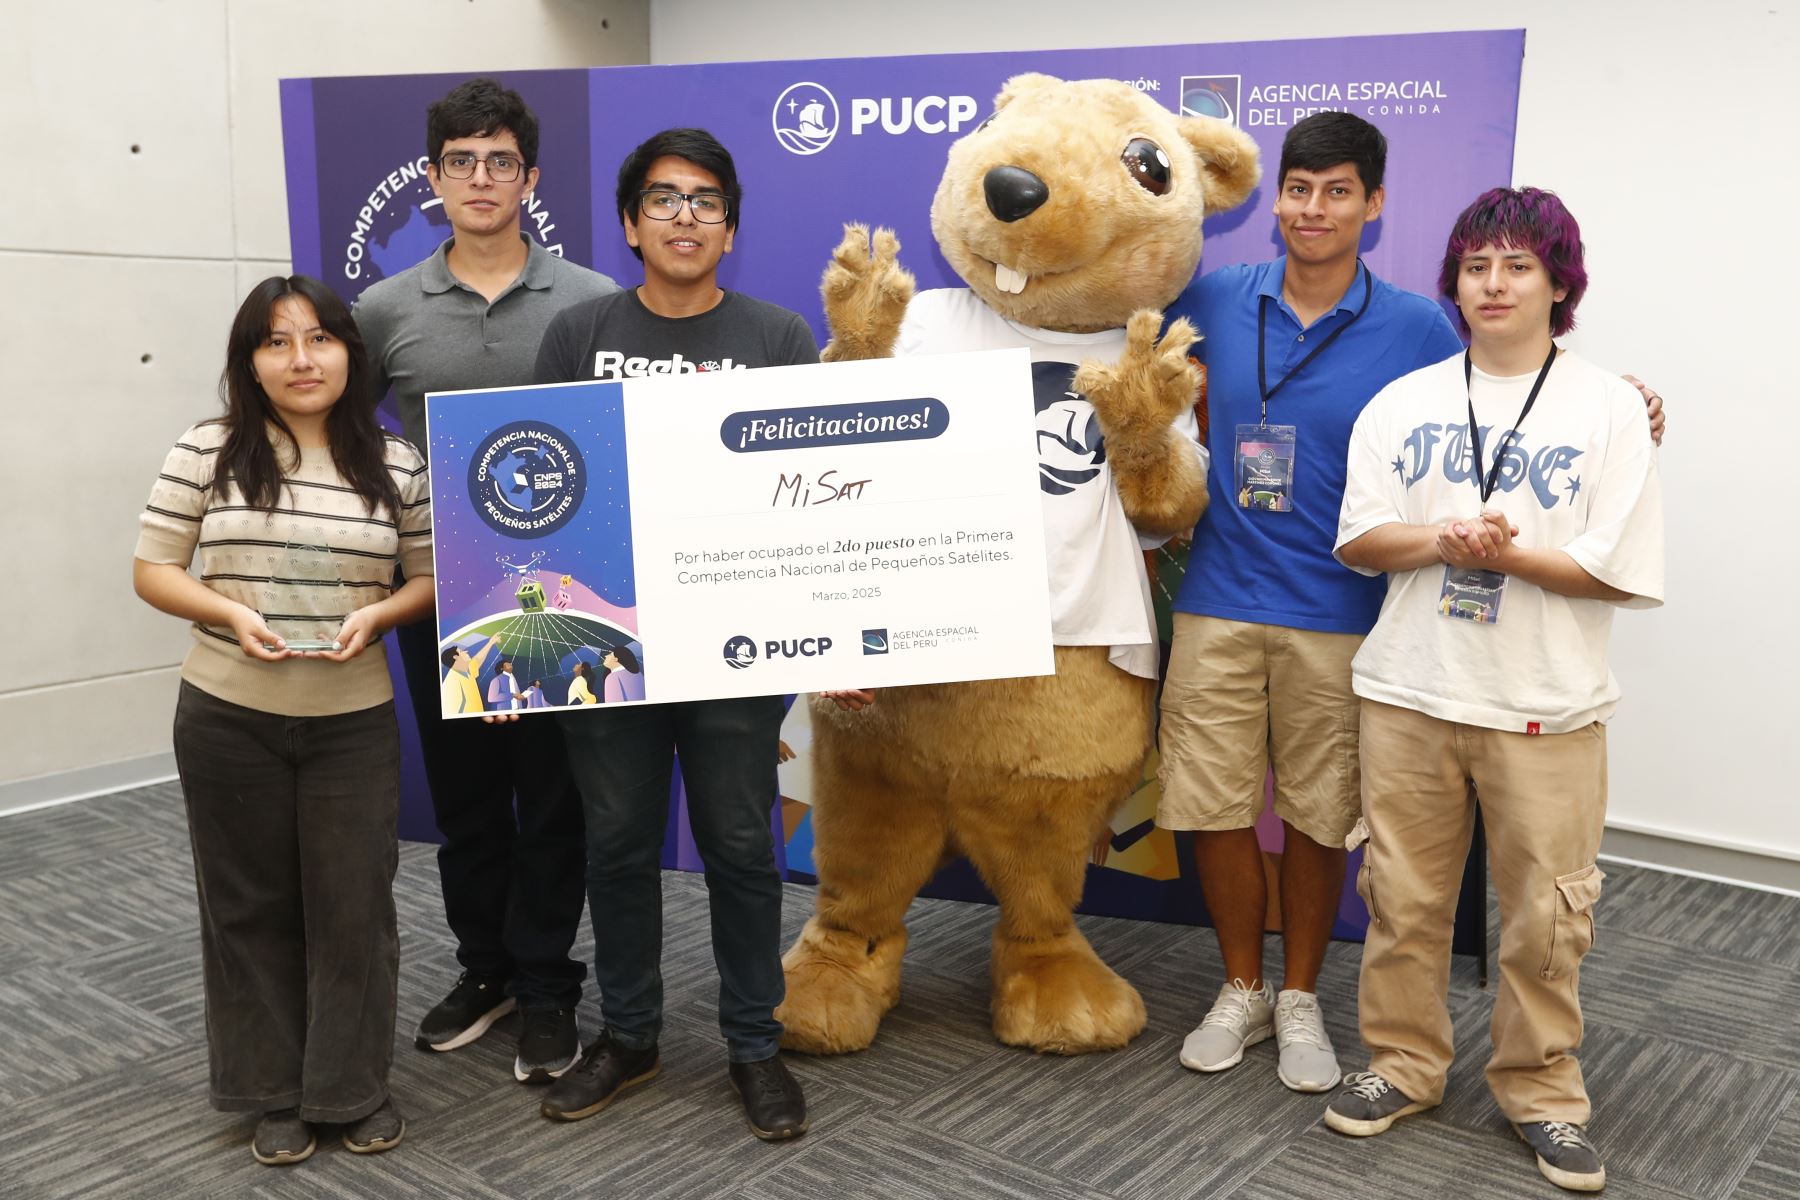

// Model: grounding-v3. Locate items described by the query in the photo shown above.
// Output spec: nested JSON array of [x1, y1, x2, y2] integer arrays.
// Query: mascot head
[[930, 74, 1260, 333]]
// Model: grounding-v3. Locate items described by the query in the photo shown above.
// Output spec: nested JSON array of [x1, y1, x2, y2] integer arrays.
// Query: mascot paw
[[1072, 309, 1202, 445], [990, 930, 1147, 1055], [776, 918, 908, 1054], [821, 223, 916, 362]]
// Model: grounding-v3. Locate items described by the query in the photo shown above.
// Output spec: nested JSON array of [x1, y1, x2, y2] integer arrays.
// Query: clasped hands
[[1438, 509, 1521, 571]]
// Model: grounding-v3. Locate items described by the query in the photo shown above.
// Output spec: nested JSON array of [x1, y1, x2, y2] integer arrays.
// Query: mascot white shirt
[[899, 288, 1206, 680]]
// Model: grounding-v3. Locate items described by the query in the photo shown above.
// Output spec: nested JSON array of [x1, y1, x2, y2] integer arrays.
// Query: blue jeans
[[560, 695, 786, 1062]]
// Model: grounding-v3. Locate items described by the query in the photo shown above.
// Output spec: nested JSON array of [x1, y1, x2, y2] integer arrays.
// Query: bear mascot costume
[[776, 74, 1259, 1055]]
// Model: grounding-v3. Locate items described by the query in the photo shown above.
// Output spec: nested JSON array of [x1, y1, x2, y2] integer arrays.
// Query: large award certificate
[[425, 349, 1054, 718]]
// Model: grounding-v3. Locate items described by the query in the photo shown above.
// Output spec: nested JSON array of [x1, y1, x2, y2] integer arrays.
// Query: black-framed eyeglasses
[[638, 190, 730, 224], [436, 152, 525, 182]]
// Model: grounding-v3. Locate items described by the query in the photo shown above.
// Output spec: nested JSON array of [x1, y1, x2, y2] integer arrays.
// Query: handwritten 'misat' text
[[773, 470, 871, 507]]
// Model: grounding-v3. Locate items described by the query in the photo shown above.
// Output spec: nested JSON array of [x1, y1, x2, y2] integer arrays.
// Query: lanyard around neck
[[1256, 260, 1372, 425], [1464, 343, 1557, 505]]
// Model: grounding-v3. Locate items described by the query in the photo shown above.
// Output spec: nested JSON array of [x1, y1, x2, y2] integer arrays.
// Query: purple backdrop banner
[[280, 31, 1524, 937]]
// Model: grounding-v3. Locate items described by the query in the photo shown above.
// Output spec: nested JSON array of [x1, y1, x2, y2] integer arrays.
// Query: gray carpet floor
[[1, 780, 1795, 1199]]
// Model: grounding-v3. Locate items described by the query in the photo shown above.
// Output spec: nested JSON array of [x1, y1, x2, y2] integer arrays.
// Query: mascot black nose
[[983, 165, 1049, 223]]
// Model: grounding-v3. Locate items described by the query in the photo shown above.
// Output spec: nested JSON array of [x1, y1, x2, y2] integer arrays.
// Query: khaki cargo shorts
[[1156, 613, 1363, 848]]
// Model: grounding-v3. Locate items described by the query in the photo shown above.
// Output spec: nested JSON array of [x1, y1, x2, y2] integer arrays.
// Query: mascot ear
[[1180, 117, 1262, 216], [992, 72, 1063, 112]]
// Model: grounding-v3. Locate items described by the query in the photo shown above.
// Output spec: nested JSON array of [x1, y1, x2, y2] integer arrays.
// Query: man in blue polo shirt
[[1157, 114, 1662, 1095], [1158, 113, 1444, 1095]]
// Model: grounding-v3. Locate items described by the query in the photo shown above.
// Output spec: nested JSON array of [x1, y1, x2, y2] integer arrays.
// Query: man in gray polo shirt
[[353, 77, 617, 1088]]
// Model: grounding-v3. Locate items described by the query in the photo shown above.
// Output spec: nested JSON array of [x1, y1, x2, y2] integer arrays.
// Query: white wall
[[0, 0, 649, 797], [648, 1, 1797, 862]]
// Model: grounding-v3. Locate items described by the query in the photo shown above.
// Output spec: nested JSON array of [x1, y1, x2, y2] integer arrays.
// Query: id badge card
[[1439, 566, 1507, 624], [1234, 424, 1297, 512]]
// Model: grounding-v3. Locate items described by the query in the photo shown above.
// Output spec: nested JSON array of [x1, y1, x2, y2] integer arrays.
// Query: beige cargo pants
[[1353, 698, 1608, 1123]]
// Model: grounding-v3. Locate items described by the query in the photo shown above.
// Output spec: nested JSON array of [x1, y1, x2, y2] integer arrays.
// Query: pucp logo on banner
[[773, 82, 840, 155], [467, 421, 587, 539], [772, 81, 979, 154], [1180, 75, 1242, 125]]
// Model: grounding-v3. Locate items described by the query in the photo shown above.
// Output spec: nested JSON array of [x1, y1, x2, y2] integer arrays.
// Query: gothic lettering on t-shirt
[[1394, 421, 1585, 510]]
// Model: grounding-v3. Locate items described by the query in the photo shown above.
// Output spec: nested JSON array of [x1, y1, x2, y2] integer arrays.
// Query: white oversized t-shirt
[[898, 289, 1207, 679], [1335, 349, 1663, 732]]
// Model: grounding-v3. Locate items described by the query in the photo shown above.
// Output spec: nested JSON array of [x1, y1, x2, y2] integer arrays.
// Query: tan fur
[[782, 76, 1258, 1056], [1073, 311, 1211, 536], [820, 224, 915, 362], [1182, 117, 1261, 215], [930, 76, 1259, 332]]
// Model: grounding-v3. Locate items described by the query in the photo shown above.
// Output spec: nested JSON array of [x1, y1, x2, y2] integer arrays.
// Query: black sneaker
[[251, 1108, 314, 1166], [1323, 1071, 1433, 1137], [342, 1099, 406, 1155], [415, 972, 515, 1051], [728, 1055, 808, 1141], [514, 1006, 580, 1084], [1515, 1121, 1607, 1192], [539, 1032, 660, 1121]]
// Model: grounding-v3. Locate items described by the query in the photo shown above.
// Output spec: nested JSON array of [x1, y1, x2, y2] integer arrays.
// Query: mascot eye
[[976, 112, 997, 133], [1121, 137, 1171, 196]]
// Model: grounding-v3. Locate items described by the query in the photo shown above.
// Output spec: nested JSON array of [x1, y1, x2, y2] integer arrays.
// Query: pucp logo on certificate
[[722, 635, 758, 669], [424, 349, 1055, 718]]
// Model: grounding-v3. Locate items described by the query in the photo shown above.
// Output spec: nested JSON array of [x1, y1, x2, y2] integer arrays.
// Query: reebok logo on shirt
[[592, 350, 749, 380]]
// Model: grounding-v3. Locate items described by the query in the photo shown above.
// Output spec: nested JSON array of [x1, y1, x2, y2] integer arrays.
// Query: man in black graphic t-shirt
[[534, 128, 815, 1142]]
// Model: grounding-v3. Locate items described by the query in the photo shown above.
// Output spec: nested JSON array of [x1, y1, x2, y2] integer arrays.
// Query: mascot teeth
[[994, 261, 1030, 294]]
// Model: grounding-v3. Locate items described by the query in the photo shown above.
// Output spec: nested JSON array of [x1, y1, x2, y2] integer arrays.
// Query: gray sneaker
[[251, 1108, 315, 1166], [342, 1098, 406, 1155], [1179, 978, 1275, 1072], [1274, 989, 1341, 1092], [1515, 1121, 1606, 1192], [1323, 1071, 1432, 1136]]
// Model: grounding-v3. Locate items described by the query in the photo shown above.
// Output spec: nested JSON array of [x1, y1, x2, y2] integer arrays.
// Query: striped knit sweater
[[136, 420, 433, 716]]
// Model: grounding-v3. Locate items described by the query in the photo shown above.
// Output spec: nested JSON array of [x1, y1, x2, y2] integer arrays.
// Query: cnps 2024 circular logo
[[773, 82, 839, 155], [468, 421, 586, 539]]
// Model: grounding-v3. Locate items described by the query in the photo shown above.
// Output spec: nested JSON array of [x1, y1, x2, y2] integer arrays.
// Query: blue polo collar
[[1258, 256, 1368, 319]]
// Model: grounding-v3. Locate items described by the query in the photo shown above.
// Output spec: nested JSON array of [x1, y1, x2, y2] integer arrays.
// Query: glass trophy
[[259, 533, 349, 653]]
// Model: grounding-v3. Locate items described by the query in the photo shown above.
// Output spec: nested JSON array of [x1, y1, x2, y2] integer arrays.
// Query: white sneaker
[[1274, 989, 1340, 1092], [1180, 978, 1275, 1072]]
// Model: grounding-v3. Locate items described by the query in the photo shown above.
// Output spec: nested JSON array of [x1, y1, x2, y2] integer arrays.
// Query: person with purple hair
[[1326, 187, 1664, 1193], [1155, 115, 1666, 1099]]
